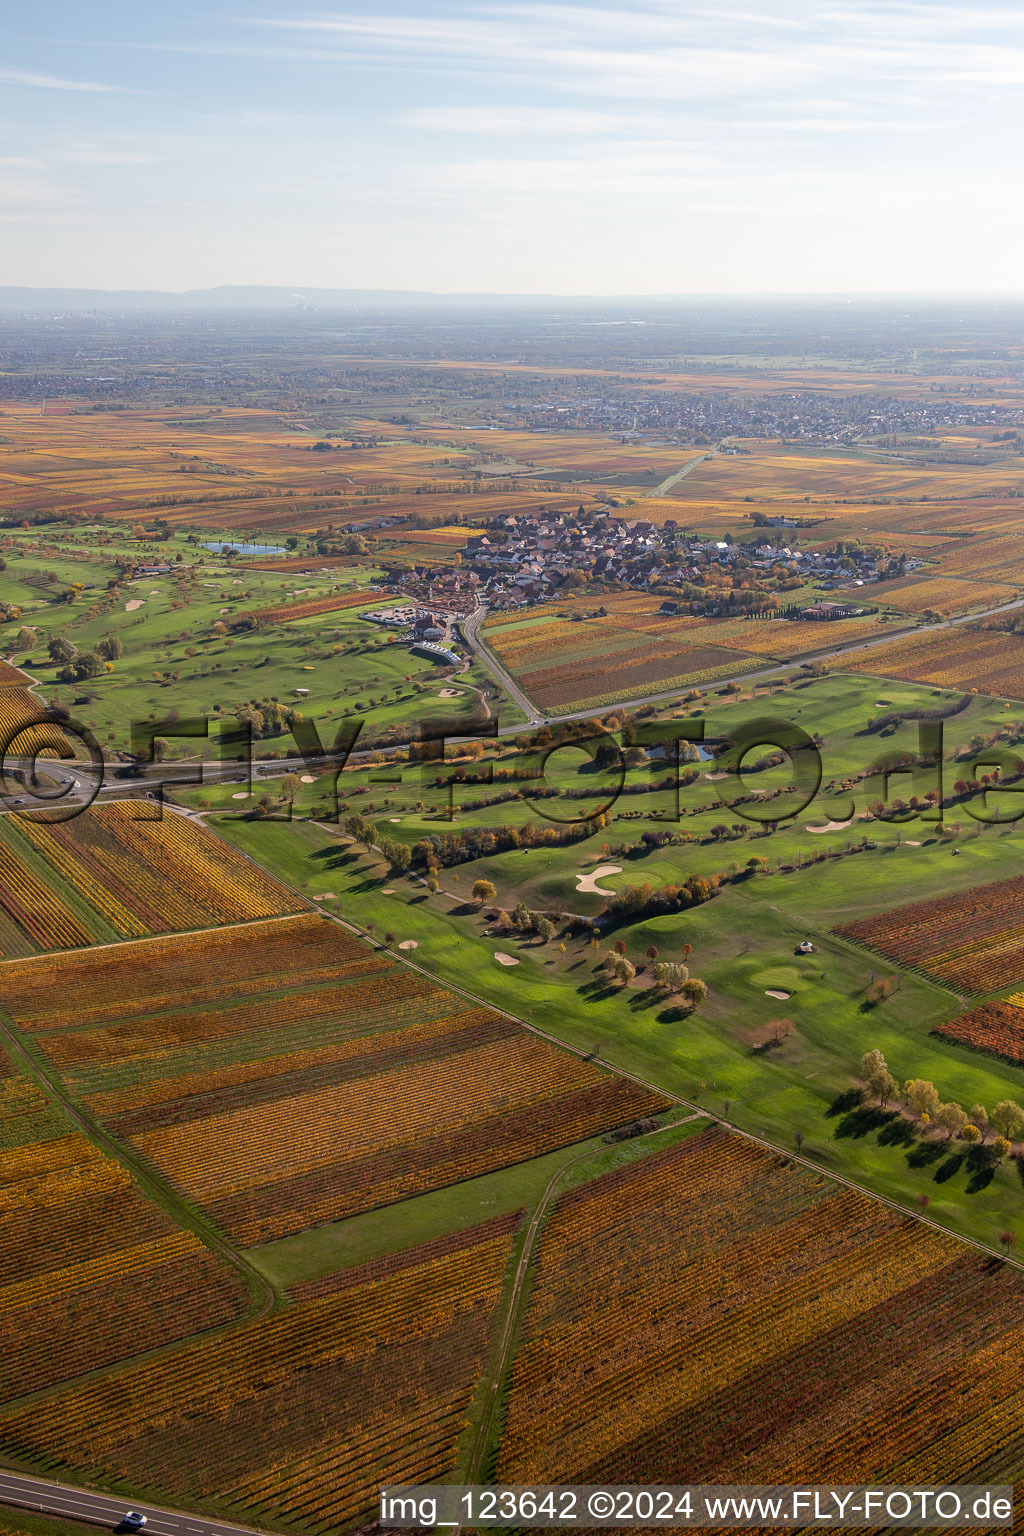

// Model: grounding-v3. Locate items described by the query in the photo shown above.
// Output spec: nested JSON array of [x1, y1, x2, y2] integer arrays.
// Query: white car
[[122, 1515, 147, 1530]]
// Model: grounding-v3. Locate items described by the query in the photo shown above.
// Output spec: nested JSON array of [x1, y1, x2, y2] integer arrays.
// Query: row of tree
[[861, 1049, 1024, 1153]]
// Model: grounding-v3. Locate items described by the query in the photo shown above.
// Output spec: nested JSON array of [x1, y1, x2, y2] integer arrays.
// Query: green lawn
[[251, 1110, 706, 1286], [0, 527, 513, 750], [195, 666, 1024, 1257]]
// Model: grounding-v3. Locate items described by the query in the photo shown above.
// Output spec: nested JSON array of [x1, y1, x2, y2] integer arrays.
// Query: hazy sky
[[3, 1, 1024, 294]]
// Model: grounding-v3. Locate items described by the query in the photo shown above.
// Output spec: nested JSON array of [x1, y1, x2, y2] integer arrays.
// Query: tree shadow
[[577, 978, 620, 1002], [933, 1149, 965, 1184], [965, 1144, 999, 1193], [832, 1105, 896, 1141], [877, 1116, 917, 1148], [626, 990, 663, 1012], [656, 1004, 694, 1024], [826, 1088, 864, 1119], [906, 1140, 945, 1169]]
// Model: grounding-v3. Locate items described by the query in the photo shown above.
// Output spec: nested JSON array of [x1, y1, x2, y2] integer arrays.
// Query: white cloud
[[0, 65, 122, 92], [393, 105, 614, 134], [65, 143, 156, 164]]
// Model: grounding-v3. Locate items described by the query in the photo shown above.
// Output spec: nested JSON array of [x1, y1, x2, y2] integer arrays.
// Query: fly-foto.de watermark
[[2, 709, 1022, 829]]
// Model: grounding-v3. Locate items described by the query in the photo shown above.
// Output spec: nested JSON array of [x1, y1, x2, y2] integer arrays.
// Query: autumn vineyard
[[10, 295, 1024, 1536]]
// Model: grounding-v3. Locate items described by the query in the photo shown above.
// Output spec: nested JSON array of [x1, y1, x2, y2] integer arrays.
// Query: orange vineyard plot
[[0, 1089, 248, 1399], [0, 804, 304, 955], [661, 445, 1024, 503], [0, 913, 352, 1030], [873, 574, 1020, 617], [849, 626, 1024, 699], [933, 1001, 1024, 1064], [0, 1214, 519, 1531], [499, 1127, 1024, 1488], [0, 915, 668, 1245], [836, 873, 1024, 991], [254, 589, 387, 623], [0, 687, 75, 759]]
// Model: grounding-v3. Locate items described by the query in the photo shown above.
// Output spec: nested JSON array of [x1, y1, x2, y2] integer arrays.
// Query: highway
[[0, 1469, 266, 1536]]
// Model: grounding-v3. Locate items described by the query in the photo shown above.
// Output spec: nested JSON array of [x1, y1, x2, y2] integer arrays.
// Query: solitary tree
[[535, 917, 556, 944], [999, 1230, 1018, 1256], [680, 977, 709, 1010], [471, 878, 497, 905]]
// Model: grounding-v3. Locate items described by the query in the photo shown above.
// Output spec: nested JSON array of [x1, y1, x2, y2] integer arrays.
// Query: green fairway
[[0, 526, 517, 750], [193, 666, 1024, 1255]]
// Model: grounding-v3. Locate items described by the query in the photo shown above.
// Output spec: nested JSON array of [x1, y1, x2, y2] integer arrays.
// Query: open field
[[836, 874, 1024, 992], [482, 594, 895, 711], [187, 669, 1024, 1253], [0, 913, 667, 1245], [0, 1213, 519, 1531], [0, 526, 501, 750], [0, 1068, 249, 1400], [0, 803, 303, 955], [850, 625, 1024, 698], [500, 1126, 1024, 1485]]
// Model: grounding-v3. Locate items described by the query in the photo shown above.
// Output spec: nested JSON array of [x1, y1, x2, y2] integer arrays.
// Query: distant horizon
[[5, 282, 1024, 308]]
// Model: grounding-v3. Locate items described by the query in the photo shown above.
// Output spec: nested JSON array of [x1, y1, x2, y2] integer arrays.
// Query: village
[[372, 505, 921, 616]]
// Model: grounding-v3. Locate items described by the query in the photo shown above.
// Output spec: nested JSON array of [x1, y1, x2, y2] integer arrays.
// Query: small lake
[[202, 540, 286, 556]]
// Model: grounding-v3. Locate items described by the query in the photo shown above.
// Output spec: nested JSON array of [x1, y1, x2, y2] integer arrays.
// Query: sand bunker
[[495, 952, 520, 966], [576, 863, 623, 896], [231, 792, 249, 800], [124, 600, 144, 612], [312, 893, 336, 900], [398, 939, 419, 950], [300, 774, 316, 784], [381, 887, 396, 895], [439, 688, 464, 698], [806, 819, 852, 833], [766, 989, 790, 1000], [389, 816, 402, 823], [705, 771, 728, 781], [906, 839, 922, 846]]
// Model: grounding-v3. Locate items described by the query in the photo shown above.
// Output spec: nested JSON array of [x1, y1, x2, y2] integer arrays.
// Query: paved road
[[460, 591, 1024, 731], [460, 606, 542, 724], [645, 441, 721, 499], [0, 1469, 266, 1536], [8, 584, 1024, 815]]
